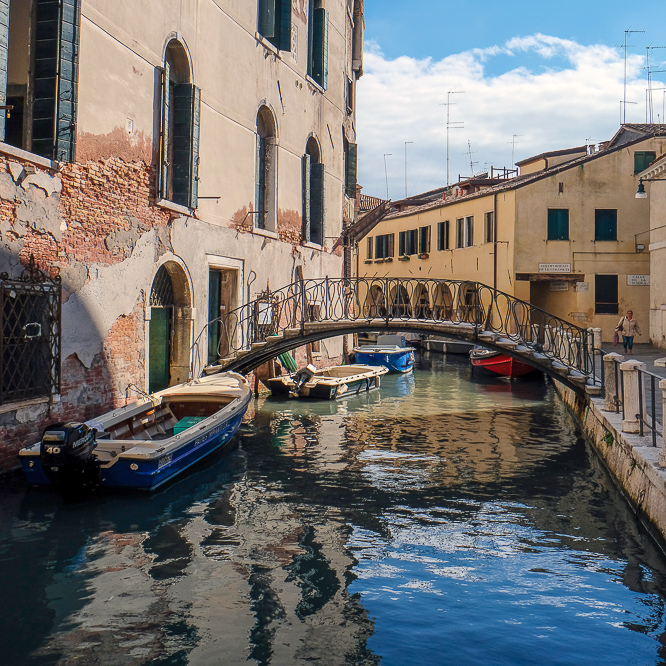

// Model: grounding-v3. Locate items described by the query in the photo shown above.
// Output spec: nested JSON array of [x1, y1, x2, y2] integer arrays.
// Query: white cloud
[[357, 35, 653, 199]]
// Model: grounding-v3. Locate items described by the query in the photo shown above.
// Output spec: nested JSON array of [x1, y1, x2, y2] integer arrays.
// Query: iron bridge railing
[[191, 277, 597, 384]]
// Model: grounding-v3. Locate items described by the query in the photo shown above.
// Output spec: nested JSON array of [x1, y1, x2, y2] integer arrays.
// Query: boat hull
[[20, 374, 251, 491], [353, 348, 415, 373], [470, 351, 534, 378]]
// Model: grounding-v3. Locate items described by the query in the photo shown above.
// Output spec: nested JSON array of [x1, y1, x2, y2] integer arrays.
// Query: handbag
[[613, 331, 619, 345]]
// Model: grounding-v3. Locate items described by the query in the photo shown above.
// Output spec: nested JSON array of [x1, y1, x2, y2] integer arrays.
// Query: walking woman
[[616, 310, 641, 354]]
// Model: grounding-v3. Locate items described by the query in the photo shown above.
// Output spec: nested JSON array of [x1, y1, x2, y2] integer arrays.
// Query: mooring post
[[589, 327, 602, 382], [603, 353, 624, 412], [659, 379, 666, 465], [620, 360, 645, 433]]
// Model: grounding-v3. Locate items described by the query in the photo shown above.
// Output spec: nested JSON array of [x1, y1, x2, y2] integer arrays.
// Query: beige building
[[0, 0, 364, 468], [356, 124, 664, 343]]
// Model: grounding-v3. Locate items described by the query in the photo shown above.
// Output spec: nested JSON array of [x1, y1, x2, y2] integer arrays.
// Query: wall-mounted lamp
[[637, 243, 645, 251], [636, 176, 666, 198]]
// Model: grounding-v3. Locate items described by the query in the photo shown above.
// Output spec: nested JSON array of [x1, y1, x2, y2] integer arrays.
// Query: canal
[[2, 352, 666, 665]]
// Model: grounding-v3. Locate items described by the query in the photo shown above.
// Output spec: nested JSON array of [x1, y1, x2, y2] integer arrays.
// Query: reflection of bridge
[[196, 278, 601, 394]]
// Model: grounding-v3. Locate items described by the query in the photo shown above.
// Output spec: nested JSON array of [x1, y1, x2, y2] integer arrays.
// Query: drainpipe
[[493, 192, 498, 292]]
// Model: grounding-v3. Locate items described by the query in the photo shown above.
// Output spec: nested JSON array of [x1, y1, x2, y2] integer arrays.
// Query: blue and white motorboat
[[19, 372, 251, 496], [352, 334, 416, 373]]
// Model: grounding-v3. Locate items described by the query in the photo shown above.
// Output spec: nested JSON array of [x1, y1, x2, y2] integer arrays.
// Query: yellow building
[[356, 125, 665, 342]]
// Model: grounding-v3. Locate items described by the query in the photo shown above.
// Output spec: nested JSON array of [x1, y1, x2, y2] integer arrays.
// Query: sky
[[357, 0, 666, 198]]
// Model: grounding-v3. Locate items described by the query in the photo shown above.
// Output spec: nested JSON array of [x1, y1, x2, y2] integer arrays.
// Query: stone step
[[284, 328, 301, 338], [477, 331, 497, 342], [251, 342, 268, 350]]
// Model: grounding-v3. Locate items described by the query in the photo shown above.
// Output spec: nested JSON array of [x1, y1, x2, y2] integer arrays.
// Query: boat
[[267, 363, 388, 399], [352, 334, 416, 373], [469, 346, 535, 378], [423, 337, 474, 355], [19, 372, 251, 496]]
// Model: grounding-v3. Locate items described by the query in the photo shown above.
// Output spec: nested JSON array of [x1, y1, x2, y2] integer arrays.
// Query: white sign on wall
[[539, 263, 571, 273], [574, 282, 589, 292], [627, 274, 650, 286], [550, 281, 569, 292]]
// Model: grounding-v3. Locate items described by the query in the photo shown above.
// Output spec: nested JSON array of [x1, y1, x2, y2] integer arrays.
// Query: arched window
[[160, 40, 200, 209], [302, 136, 325, 246], [255, 106, 277, 231]]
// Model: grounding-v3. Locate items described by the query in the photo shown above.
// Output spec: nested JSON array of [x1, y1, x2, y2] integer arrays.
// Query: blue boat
[[352, 334, 416, 373], [19, 372, 251, 495]]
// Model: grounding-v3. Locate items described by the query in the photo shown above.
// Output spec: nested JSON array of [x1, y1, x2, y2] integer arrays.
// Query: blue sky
[[357, 1, 666, 197]]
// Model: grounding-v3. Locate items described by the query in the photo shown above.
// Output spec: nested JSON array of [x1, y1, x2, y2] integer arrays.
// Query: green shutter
[[190, 86, 200, 208], [149, 308, 171, 393], [32, 0, 81, 161], [310, 161, 325, 245], [0, 0, 8, 141], [277, 0, 292, 51], [302, 154, 311, 242], [208, 270, 222, 365], [160, 62, 171, 200], [399, 231, 405, 256], [595, 209, 617, 241], [634, 151, 656, 174], [172, 83, 199, 208], [312, 8, 328, 89], [345, 142, 357, 197], [547, 209, 569, 241]]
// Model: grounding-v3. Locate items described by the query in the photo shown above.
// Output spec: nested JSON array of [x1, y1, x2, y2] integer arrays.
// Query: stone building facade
[[0, 0, 364, 470]]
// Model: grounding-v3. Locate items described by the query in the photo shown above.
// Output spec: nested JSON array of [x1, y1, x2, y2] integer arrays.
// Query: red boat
[[469, 347, 535, 378]]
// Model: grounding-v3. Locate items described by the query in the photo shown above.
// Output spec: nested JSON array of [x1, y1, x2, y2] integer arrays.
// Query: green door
[[208, 270, 222, 365], [149, 307, 171, 393]]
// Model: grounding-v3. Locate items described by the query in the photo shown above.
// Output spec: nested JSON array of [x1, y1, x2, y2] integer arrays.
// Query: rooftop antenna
[[508, 134, 523, 167], [621, 28, 645, 123], [465, 140, 478, 177], [441, 91, 464, 188], [620, 100, 638, 124], [644, 45, 666, 122], [404, 141, 413, 198], [383, 153, 392, 200]]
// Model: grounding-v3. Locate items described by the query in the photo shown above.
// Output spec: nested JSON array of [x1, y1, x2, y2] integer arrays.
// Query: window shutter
[[255, 135, 266, 229], [310, 161, 325, 245], [388, 233, 394, 257], [160, 62, 171, 200], [345, 143, 357, 197], [0, 0, 8, 142], [277, 0, 292, 51], [32, 0, 81, 161], [367, 237, 372, 259], [302, 154, 311, 242], [312, 8, 329, 89], [190, 86, 200, 209], [258, 0, 277, 40], [172, 83, 198, 208], [399, 231, 405, 256]]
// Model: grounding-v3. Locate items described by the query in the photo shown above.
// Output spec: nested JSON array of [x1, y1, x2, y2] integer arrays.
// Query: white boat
[[267, 364, 388, 399], [19, 372, 251, 495]]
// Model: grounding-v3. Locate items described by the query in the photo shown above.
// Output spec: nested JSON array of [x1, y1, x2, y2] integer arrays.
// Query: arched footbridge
[[194, 278, 602, 395]]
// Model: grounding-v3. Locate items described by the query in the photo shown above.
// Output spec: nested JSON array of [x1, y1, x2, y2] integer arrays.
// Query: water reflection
[[1, 354, 666, 664]]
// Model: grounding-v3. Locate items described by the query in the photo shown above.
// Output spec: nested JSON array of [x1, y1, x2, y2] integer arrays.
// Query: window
[[344, 140, 357, 198], [258, 0, 292, 51], [0, 258, 61, 404], [484, 212, 494, 243], [456, 216, 473, 248], [399, 229, 417, 255], [366, 237, 373, 260], [437, 221, 450, 250], [160, 41, 201, 209], [595, 275, 618, 315], [346, 76, 354, 114], [375, 234, 394, 259], [0, 0, 81, 160], [256, 106, 277, 230], [302, 137, 324, 245], [634, 151, 656, 174], [307, 1, 328, 89], [595, 209, 617, 241], [547, 209, 569, 241], [418, 226, 430, 254]]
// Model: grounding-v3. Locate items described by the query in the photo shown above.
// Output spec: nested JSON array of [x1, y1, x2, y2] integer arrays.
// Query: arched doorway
[[148, 262, 192, 392]]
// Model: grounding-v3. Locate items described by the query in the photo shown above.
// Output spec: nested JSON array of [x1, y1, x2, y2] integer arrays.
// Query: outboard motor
[[40, 422, 101, 497], [289, 364, 317, 397]]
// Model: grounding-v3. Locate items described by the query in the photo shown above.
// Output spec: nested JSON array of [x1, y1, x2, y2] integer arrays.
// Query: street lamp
[[635, 176, 666, 198]]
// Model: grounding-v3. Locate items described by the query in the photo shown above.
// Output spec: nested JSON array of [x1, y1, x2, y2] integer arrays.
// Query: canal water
[[2, 353, 666, 665]]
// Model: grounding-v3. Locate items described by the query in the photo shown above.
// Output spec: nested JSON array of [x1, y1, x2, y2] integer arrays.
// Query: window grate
[[150, 265, 174, 307], [0, 256, 61, 405]]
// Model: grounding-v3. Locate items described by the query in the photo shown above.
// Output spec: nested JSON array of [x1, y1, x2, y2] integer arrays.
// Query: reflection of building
[[355, 125, 663, 343], [0, 0, 364, 469]]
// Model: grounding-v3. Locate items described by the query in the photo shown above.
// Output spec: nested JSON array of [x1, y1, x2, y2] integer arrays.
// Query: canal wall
[[556, 382, 666, 548]]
